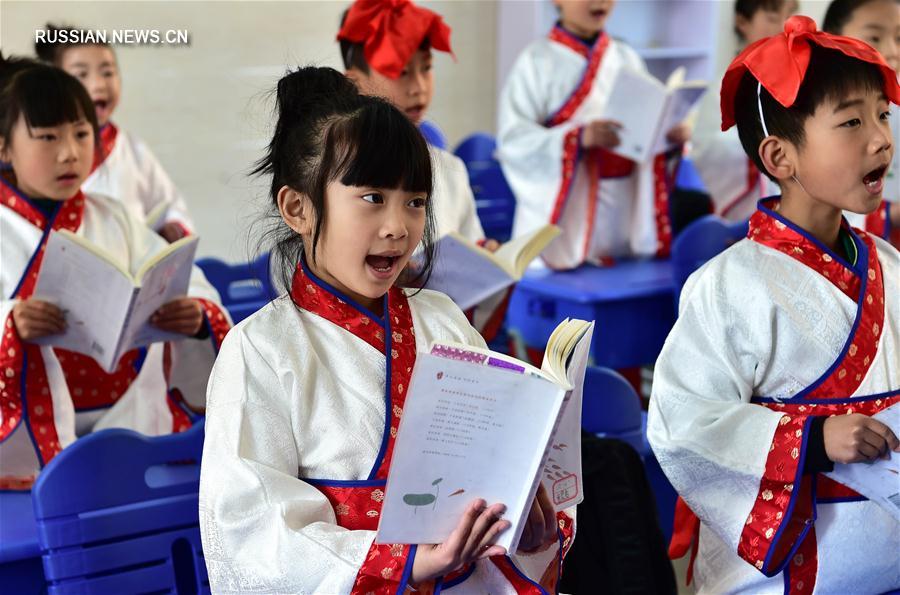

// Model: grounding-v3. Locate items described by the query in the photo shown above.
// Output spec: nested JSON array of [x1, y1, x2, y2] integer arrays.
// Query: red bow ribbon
[[337, 0, 453, 80], [720, 15, 900, 130]]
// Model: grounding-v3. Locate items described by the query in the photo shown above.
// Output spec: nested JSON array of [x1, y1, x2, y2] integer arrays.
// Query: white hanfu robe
[[83, 122, 195, 234], [648, 198, 900, 594], [199, 259, 575, 594], [0, 179, 230, 490], [498, 25, 676, 269]]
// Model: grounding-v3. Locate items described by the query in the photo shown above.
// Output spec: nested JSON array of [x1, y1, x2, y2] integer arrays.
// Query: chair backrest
[[453, 132, 497, 166], [197, 253, 275, 323], [419, 120, 448, 150], [581, 366, 642, 436], [469, 165, 517, 242], [671, 215, 748, 306], [32, 422, 209, 595]]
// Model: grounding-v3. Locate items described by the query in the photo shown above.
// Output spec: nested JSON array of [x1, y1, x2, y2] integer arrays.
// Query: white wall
[[1, 0, 497, 262]]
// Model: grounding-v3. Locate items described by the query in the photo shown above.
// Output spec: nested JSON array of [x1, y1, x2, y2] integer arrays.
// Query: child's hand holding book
[[410, 498, 510, 583], [824, 413, 900, 463], [150, 297, 203, 337], [12, 299, 67, 341]]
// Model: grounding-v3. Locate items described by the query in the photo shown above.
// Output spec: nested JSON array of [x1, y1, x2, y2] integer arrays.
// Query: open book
[[32, 230, 198, 373], [425, 224, 560, 310], [599, 66, 706, 163], [377, 318, 594, 552]]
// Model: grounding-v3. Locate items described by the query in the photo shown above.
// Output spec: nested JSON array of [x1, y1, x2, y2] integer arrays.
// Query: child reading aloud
[[648, 17, 900, 594], [0, 58, 229, 490], [36, 23, 196, 242], [497, 0, 691, 269], [199, 67, 572, 594]]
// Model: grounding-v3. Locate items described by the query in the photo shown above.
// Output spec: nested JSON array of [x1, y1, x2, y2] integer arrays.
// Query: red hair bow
[[720, 15, 900, 131], [337, 0, 453, 80]]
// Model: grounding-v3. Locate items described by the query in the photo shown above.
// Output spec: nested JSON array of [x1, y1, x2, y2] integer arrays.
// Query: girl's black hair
[[734, 0, 792, 41], [0, 54, 99, 150], [252, 66, 435, 292], [823, 0, 900, 33], [35, 22, 113, 65], [733, 43, 886, 181]]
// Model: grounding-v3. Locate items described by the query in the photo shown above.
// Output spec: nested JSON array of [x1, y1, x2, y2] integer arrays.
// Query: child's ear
[[758, 136, 796, 181], [277, 185, 314, 236]]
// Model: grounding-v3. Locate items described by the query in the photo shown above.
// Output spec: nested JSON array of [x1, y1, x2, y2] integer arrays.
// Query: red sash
[[91, 122, 118, 174], [545, 26, 674, 263], [670, 199, 896, 594]]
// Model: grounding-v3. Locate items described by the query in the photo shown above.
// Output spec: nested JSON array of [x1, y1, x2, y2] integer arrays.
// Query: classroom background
[[1, 0, 831, 263]]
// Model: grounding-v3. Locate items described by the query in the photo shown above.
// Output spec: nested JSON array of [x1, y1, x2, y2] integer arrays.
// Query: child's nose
[[381, 206, 409, 239], [59, 134, 80, 162]]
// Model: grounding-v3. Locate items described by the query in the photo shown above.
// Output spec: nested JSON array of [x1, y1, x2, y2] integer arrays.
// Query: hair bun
[[276, 66, 359, 121]]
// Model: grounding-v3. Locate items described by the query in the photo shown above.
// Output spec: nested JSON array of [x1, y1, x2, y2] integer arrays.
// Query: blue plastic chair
[[673, 156, 708, 193], [581, 366, 677, 540], [32, 421, 208, 594], [0, 492, 45, 594], [671, 215, 749, 307], [197, 252, 275, 323], [468, 165, 517, 243], [419, 120, 448, 150], [453, 132, 496, 166]]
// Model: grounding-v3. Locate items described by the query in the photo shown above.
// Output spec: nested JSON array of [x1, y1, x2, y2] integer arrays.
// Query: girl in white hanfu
[[36, 23, 195, 243], [198, 67, 574, 594], [0, 58, 230, 491], [497, 0, 690, 270], [648, 18, 900, 594]]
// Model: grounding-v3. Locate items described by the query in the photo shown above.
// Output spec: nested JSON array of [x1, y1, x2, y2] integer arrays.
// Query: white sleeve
[[647, 267, 819, 576], [131, 137, 195, 232], [199, 329, 406, 593], [497, 49, 577, 236]]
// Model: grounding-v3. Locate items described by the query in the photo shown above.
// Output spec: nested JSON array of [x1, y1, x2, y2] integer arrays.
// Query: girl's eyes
[[868, 36, 881, 44], [360, 192, 384, 204], [36, 133, 57, 141], [408, 197, 427, 208], [840, 118, 861, 128], [76, 130, 92, 139], [881, 111, 891, 121]]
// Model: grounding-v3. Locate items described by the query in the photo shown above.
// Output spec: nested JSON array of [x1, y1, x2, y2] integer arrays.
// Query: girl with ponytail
[[199, 66, 567, 594]]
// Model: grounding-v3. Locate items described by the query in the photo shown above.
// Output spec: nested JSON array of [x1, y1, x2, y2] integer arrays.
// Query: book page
[[425, 234, 514, 311], [652, 83, 707, 155], [31, 231, 133, 371], [124, 237, 198, 349], [493, 224, 561, 277], [825, 403, 900, 521], [602, 67, 667, 163], [377, 352, 566, 552], [540, 322, 594, 510]]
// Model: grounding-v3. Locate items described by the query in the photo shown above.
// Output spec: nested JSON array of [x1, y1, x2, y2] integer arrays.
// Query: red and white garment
[[0, 178, 229, 490], [648, 198, 899, 594], [84, 122, 195, 235], [690, 127, 779, 222], [497, 25, 678, 270], [199, 259, 575, 594]]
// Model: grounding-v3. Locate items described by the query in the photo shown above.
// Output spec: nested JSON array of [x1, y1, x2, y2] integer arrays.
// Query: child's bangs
[[330, 101, 433, 196], [17, 67, 96, 130]]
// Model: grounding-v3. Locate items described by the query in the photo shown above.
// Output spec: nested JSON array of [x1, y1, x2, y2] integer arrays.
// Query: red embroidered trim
[[549, 129, 582, 228], [57, 348, 141, 410], [196, 298, 230, 351], [748, 201, 861, 300], [546, 30, 609, 127], [166, 388, 193, 433], [788, 525, 818, 594], [721, 159, 761, 218], [864, 201, 889, 239], [749, 203, 885, 399], [582, 151, 601, 261], [654, 153, 673, 258], [490, 556, 545, 594], [290, 262, 418, 592], [478, 288, 512, 344], [737, 414, 811, 574], [0, 188, 86, 475], [92, 123, 119, 174]]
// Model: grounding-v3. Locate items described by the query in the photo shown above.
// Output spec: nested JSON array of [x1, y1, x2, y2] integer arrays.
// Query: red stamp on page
[[552, 474, 578, 506]]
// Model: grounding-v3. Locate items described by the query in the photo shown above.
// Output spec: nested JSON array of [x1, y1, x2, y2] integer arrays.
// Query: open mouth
[[405, 105, 425, 120], [589, 9, 607, 19], [863, 165, 887, 193], [57, 173, 79, 184], [94, 99, 109, 111], [365, 253, 401, 279]]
